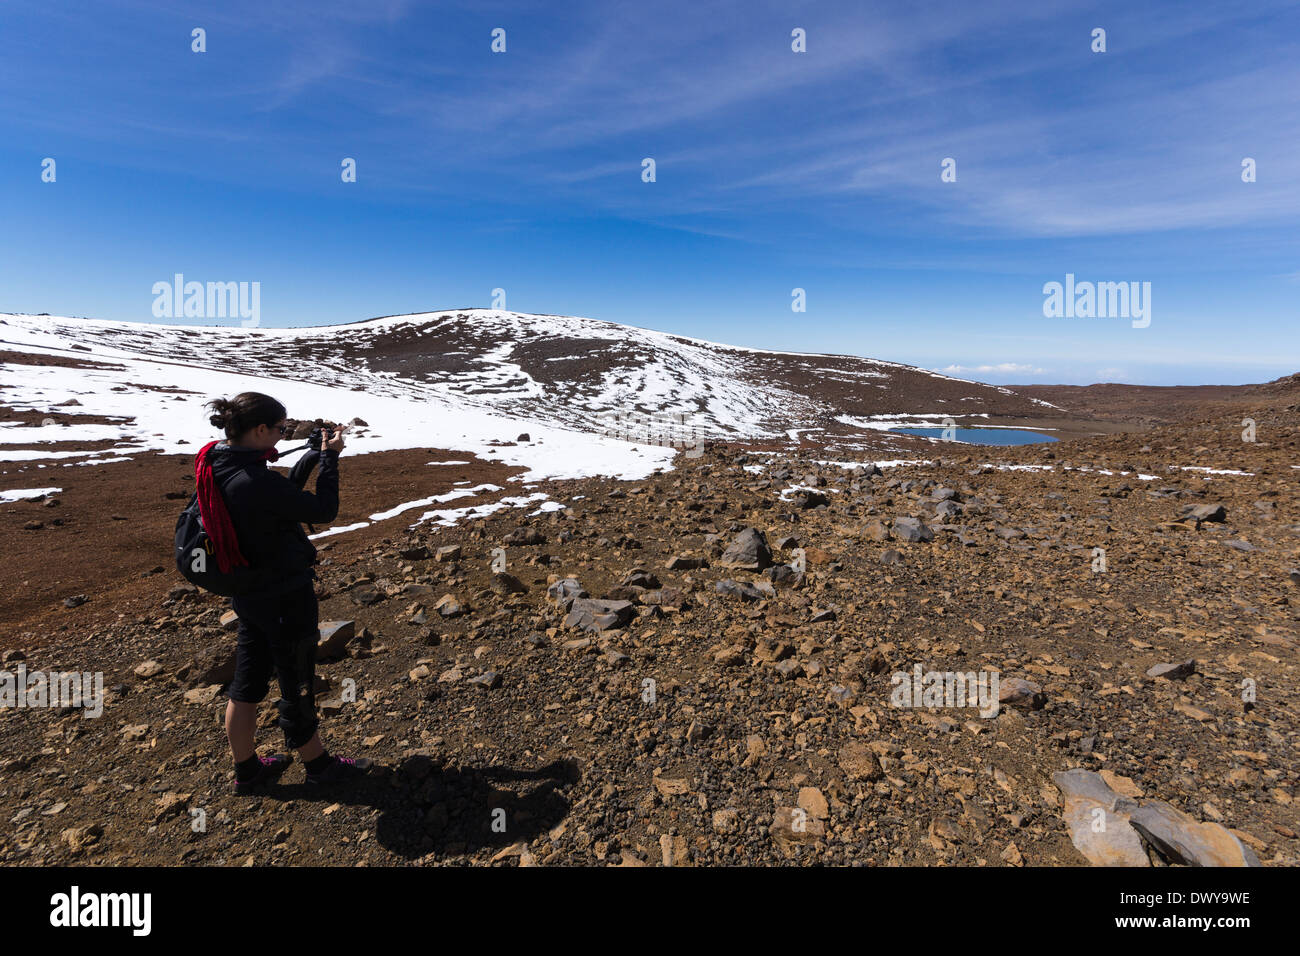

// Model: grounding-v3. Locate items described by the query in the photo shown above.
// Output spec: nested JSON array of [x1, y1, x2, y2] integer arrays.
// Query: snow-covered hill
[[0, 310, 1054, 480]]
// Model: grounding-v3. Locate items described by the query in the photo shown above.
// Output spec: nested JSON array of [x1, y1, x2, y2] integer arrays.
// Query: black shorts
[[228, 583, 320, 749]]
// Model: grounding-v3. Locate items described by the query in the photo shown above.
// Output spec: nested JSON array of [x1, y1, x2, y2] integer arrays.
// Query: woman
[[199, 391, 371, 793]]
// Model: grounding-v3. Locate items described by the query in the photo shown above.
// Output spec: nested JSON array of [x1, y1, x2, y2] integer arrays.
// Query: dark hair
[[206, 392, 287, 440]]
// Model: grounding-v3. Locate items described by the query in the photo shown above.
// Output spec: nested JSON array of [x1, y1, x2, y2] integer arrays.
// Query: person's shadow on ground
[[256, 753, 581, 860]]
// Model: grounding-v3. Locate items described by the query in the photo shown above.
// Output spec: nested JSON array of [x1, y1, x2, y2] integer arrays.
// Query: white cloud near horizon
[[939, 363, 1047, 376]]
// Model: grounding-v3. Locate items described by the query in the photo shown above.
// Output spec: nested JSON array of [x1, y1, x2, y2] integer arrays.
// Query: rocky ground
[[1, 402, 1297, 867]]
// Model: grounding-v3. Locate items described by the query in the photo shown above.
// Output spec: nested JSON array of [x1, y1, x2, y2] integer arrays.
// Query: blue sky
[[1, 0, 1298, 385]]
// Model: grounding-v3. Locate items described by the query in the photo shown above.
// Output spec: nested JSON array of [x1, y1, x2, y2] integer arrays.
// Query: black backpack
[[174, 493, 273, 596]]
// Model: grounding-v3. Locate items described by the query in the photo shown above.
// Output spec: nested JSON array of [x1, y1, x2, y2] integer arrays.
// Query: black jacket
[[208, 442, 340, 593]]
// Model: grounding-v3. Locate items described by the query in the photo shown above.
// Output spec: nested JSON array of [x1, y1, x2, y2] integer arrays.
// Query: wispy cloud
[[939, 363, 1046, 375], [8, 0, 1298, 240]]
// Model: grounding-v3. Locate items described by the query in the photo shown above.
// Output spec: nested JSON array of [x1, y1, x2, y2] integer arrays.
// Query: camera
[[304, 421, 340, 451]]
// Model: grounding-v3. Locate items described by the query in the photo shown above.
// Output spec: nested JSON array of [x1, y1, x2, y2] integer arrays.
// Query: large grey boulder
[[563, 598, 635, 633], [1052, 769, 1260, 867], [718, 527, 772, 571], [892, 517, 934, 543]]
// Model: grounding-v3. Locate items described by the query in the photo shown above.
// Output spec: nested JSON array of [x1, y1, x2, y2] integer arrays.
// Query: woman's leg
[[225, 700, 259, 762], [226, 592, 277, 762], [268, 583, 322, 753]]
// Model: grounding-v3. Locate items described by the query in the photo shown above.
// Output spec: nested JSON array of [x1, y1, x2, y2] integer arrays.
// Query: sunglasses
[[275, 423, 289, 435]]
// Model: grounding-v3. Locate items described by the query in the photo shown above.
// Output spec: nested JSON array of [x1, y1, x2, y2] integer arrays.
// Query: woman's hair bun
[[206, 397, 233, 430]]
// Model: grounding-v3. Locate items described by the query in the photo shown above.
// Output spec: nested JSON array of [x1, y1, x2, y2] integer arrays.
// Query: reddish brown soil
[[0, 448, 524, 644], [0, 407, 131, 427]]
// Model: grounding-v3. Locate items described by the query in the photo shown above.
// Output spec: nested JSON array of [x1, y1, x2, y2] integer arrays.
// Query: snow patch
[[0, 487, 60, 502]]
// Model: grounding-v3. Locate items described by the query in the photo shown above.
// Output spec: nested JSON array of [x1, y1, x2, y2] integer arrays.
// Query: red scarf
[[194, 440, 280, 573]]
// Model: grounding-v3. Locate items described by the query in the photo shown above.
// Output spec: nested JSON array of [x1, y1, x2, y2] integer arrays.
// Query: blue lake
[[890, 427, 1059, 446]]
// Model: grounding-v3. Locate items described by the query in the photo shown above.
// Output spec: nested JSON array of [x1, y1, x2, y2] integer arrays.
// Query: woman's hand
[[325, 424, 346, 454]]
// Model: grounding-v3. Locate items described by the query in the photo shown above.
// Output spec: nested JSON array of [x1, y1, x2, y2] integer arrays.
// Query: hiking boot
[[233, 753, 291, 795], [305, 755, 373, 785]]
